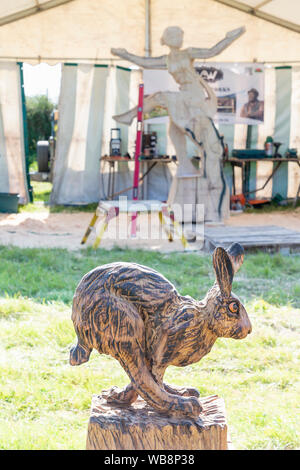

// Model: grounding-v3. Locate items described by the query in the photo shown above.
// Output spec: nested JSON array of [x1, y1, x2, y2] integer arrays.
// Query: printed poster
[[143, 63, 265, 125]]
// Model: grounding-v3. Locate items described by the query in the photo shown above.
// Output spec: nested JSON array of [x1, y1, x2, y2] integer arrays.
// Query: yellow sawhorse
[[81, 200, 189, 249]]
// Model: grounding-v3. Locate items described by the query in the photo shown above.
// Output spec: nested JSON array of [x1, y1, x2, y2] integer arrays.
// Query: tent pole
[[145, 0, 151, 58]]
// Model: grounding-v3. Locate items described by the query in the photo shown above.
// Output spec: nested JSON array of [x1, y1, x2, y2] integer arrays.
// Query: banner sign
[[143, 63, 265, 125], [195, 62, 265, 125]]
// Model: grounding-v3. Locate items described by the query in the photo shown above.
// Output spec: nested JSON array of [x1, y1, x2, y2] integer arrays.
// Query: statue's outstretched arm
[[111, 48, 167, 69], [187, 26, 245, 59]]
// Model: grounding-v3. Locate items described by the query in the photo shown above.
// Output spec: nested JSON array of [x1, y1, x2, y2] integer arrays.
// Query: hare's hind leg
[[116, 346, 201, 418], [164, 384, 200, 398], [151, 365, 200, 399]]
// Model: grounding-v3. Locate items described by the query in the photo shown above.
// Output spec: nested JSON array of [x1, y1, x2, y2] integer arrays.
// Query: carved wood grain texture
[[70, 253, 251, 419], [86, 394, 228, 450]]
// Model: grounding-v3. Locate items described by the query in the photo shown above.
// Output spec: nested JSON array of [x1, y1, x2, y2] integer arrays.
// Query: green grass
[[30, 181, 52, 203], [19, 181, 98, 213], [0, 246, 299, 449]]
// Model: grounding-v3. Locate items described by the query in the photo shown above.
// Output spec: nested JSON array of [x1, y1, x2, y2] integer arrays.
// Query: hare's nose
[[247, 323, 252, 335]]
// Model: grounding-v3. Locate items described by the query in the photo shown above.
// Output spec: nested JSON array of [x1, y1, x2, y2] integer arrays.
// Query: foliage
[[0, 246, 299, 449], [26, 95, 54, 164]]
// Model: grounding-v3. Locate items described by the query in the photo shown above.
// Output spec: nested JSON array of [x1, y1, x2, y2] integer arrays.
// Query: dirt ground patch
[[0, 208, 299, 252]]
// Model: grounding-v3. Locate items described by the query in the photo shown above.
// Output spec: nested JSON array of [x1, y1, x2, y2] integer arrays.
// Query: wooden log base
[[86, 392, 228, 450]]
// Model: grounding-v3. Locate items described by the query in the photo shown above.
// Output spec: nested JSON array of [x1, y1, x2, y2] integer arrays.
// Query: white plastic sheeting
[[0, 62, 29, 203]]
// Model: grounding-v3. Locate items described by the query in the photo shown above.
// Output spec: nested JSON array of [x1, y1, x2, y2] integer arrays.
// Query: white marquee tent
[[0, 0, 299, 204]]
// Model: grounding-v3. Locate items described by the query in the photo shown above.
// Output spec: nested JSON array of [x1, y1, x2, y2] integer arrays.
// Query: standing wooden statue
[[70, 243, 251, 419], [111, 26, 245, 222]]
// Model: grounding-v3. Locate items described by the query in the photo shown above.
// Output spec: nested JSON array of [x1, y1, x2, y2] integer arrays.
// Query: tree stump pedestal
[[86, 392, 229, 450]]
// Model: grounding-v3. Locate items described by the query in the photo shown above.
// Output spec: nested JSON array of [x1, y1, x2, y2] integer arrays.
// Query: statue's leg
[[113, 92, 169, 125], [169, 120, 200, 176], [190, 119, 223, 187], [186, 118, 229, 221]]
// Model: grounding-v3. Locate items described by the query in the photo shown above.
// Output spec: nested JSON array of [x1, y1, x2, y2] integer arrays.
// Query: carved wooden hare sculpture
[[70, 243, 251, 418]]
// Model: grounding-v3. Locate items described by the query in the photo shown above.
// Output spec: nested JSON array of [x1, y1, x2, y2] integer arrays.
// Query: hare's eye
[[228, 302, 239, 314]]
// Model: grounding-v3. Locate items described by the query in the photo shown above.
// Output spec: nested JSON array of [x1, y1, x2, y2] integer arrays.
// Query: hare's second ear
[[212, 246, 233, 298], [227, 243, 244, 274]]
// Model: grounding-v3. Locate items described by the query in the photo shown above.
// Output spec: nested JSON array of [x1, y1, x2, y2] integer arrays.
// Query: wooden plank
[[205, 225, 300, 249]]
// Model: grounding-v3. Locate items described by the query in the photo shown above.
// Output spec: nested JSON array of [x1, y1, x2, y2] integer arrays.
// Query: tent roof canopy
[[0, 0, 75, 27], [214, 0, 300, 33], [1, 0, 299, 33], [0, 0, 299, 64]]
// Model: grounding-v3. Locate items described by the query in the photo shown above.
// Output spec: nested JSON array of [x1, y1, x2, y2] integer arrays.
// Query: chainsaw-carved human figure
[[70, 243, 251, 418], [111, 26, 245, 221]]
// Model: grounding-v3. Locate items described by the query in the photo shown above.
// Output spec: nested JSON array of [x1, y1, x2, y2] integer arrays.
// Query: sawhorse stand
[[81, 200, 189, 249]]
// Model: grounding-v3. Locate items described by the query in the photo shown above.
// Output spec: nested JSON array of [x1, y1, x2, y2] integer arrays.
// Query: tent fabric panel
[[84, 65, 109, 201], [51, 64, 138, 204], [100, 66, 133, 200], [255, 66, 276, 199], [143, 161, 173, 201], [115, 66, 131, 156], [0, 107, 10, 193], [51, 64, 109, 204], [271, 66, 292, 198], [288, 67, 300, 198], [0, 61, 29, 203], [50, 64, 78, 204], [114, 66, 133, 200]]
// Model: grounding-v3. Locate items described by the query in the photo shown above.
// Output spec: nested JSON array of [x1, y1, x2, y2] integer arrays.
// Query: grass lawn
[[0, 245, 299, 450], [20, 181, 98, 213]]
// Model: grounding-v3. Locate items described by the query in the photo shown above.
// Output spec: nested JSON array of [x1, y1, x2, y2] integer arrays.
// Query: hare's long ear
[[227, 243, 244, 274], [212, 246, 233, 298]]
